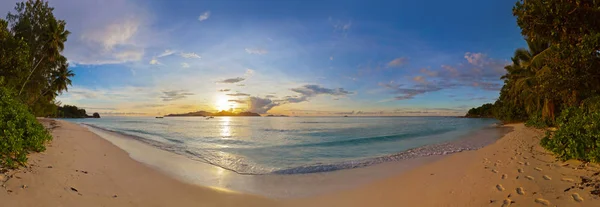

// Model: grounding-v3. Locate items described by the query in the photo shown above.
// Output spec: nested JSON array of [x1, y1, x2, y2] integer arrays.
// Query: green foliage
[[465, 103, 494, 118], [56, 105, 89, 118], [1, 0, 73, 117], [524, 113, 549, 129], [541, 104, 600, 162], [0, 87, 52, 168]]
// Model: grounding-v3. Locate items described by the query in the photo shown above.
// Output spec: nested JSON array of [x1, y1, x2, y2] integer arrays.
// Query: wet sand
[[1, 119, 599, 206]]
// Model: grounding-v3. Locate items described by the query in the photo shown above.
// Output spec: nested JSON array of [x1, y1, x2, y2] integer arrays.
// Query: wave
[[278, 128, 455, 149], [272, 141, 475, 174], [80, 122, 494, 175]]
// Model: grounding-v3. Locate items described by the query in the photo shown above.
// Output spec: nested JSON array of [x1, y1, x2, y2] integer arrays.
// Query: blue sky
[[3, 0, 526, 116]]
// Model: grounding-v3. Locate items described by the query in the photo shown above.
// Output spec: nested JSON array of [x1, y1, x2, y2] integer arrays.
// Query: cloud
[[228, 99, 247, 104], [248, 97, 280, 114], [245, 69, 255, 77], [330, 56, 334, 60], [74, 19, 146, 65], [135, 104, 165, 108], [464, 52, 486, 66], [265, 95, 277, 98], [157, 49, 176, 58], [180, 52, 201, 59], [149, 57, 160, 65], [226, 92, 251, 97], [245, 48, 268, 55], [387, 57, 407, 67], [219, 89, 231, 92], [198, 11, 211, 21], [413, 76, 426, 83], [37, 0, 157, 66], [441, 65, 459, 77], [181, 62, 190, 68], [420, 68, 438, 77], [379, 52, 508, 101], [291, 85, 353, 97], [379, 81, 442, 100], [218, 77, 246, 84], [284, 85, 354, 103], [161, 90, 194, 101], [237, 84, 246, 87]]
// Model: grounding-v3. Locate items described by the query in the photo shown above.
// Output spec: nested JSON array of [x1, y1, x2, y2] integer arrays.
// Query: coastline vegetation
[[0, 0, 77, 168], [466, 0, 600, 162]]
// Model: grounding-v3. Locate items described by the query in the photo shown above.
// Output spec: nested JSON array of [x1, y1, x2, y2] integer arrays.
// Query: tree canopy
[[1, 0, 73, 116], [467, 0, 600, 162]]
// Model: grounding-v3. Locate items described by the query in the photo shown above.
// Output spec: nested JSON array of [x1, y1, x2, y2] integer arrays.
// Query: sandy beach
[[1, 119, 599, 206]]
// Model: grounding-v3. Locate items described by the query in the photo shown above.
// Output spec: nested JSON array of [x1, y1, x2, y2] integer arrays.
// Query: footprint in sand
[[534, 198, 550, 206], [517, 161, 524, 165], [572, 193, 584, 202], [502, 174, 507, 179], [543, 175, 552, 180], [502, 199, 512, 207], [525, 175, 534, 180], [525, 162, 530, 166], [496, 184, 505, 191], [516, 187, 525, 195], [492, 169, 498, 173], [534, 167, 543, 171], [518, 169, 524, 173], [561, 178, 574, 182], [495, 163, 501, 167]]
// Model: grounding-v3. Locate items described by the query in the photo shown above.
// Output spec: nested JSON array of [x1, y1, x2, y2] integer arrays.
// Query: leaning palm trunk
[[18, 54, 45, 96]]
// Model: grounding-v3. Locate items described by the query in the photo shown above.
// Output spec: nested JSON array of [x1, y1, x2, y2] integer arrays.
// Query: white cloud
[[150, 57, 160, 65], [198, 11, 211, 22], [245, 48, 268, 55], [387, 57, 407, 67], [330, 56, 334, 60], [181, 62, 190, 68], [245, 69, 255, 77], [464, 52, 486, 66], [22, 0, 158, 65], [157, 49, 176, 58], [180, 52, 201, 59]]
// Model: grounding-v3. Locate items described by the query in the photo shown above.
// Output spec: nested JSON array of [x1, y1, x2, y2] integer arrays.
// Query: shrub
[[525, 113, 549, 129], [0, 87, 52, 168], [541, 103, 600, 162]]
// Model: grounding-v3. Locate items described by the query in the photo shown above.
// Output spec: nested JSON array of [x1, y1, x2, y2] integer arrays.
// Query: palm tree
[[501, 39, 553, 120], [51, 62, 74, 94], [18, 18, 70, 96]]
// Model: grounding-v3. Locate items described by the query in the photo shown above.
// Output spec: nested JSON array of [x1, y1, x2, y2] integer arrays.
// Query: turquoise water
[[67, 116, 498, 174]]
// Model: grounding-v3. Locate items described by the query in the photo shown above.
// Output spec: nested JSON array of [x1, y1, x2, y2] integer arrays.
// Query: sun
[[216, 95, 230, 111]]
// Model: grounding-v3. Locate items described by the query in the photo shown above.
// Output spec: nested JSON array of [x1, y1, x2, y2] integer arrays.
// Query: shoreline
[[1, 119, 599, 206], [79, 119, 505, 176]]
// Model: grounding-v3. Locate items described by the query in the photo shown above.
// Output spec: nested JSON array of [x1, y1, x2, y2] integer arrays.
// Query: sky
[[2, 0, 526, 116]]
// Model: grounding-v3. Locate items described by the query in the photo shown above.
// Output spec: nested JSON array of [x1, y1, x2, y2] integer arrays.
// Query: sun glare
[[216, 95, 230, 111]]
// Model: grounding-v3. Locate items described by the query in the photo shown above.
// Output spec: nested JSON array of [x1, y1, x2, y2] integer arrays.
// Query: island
[[165, 110, 261, 117]]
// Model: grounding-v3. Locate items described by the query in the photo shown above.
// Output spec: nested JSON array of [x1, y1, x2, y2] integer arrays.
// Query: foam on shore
[[81, 123, 509, 198]]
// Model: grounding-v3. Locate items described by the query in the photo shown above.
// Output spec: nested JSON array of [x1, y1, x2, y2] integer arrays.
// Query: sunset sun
[[216, 95, 230, 111]]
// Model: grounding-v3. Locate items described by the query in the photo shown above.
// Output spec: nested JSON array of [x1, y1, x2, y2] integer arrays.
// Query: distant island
[[165, 110, 260, 117], [266, 114, 289, 117]]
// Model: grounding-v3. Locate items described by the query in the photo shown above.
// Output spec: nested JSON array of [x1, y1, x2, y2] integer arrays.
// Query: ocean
[[68, 116, 499, 175]]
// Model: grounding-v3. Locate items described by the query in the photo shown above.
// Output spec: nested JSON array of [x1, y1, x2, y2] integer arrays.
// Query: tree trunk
[[18, 54, 45, 96]]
